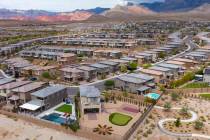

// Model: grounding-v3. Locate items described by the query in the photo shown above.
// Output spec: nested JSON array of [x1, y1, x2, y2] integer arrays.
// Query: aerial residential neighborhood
[[1, 0, 210, 140]]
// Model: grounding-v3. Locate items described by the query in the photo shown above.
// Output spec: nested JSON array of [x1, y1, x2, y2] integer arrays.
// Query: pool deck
[[37, 102, 76, 121]]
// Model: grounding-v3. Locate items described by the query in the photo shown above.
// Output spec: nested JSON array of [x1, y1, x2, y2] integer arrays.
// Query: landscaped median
[[109, 113, 132, 126]]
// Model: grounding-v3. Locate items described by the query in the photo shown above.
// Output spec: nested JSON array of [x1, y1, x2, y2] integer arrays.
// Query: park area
[[132, 93, 210, 140]]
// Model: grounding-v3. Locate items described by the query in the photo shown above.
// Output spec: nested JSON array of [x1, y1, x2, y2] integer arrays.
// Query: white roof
[[20, 103, 41, 111], [19, 100, 43, 111]]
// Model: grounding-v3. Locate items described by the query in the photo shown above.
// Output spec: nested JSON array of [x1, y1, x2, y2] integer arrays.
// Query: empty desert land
[[0, 114, 88, 140]]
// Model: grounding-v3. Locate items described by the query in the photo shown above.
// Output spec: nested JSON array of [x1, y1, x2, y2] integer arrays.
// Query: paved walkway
[[155, 106, 210, 139]]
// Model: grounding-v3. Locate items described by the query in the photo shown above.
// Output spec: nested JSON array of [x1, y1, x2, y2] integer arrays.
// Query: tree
[[174, 118, 181, 127], [158, 52, 166, 59], [194, 121, 204, 130], [104, 80, 115, 89], [128, 62, 138, 71], [120, 64, 127, 73], [171, 93, 179, 101], [41, 72, 51, 79], [103, 92, 110, 102], [164, 102, 172, 111], [142, 63, 152, 69]]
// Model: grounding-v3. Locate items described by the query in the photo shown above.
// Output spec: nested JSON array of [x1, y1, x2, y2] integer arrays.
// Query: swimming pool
[[144, 93, 160, 100], [41, 113, 66, 124]]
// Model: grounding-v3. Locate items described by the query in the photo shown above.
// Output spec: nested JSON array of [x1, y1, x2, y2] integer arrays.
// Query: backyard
[[80, 101, 143, 137], [55, 104, 72, 114], [109, 113, 132, 126]]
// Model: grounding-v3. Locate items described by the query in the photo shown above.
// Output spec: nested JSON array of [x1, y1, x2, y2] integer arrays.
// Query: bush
[[104, 80, 115, 89], [171, 93, 179, 101], [69, 121, 80, 132], [142, 63, 152, 69], [120, 64, 127, 73], [164, 102, 172, 111], [174, 118, 181, 127], [41, 72, 51, 79], [169, 72, 195, 88], [194, 121, 204, 130], [128, 62, 138, 71]]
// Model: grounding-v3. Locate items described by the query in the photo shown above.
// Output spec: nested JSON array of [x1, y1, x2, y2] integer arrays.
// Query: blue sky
[[0, 0, 163, 12]]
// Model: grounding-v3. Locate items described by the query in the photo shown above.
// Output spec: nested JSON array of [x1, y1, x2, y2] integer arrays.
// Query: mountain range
[[141, 0, 210, 12], [1, 0, 210, 22]]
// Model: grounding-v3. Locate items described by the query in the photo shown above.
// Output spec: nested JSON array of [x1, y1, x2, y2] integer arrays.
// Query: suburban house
[[98, 61, 119, 72], [166, 60, 186, 67], [115, 73, 155, 94], [149, 66, 175, 80], [57, 53, 76, 65], [60, 67, 85, 83], [0, 78, 16, 86], [185, 52, 208, 61], [120, 57, 138, 63], [32, 66, 57, 77], [135, 53, 153, 64], [80, 86, 101, 115], [11, 82, 48, 104], [157, 63, 183, 75], [0, 81, 32, 101], [19, 85, 66, 112], [172, 58, 198, 68], [140, 69, 166, 84], [89, 63, 110, 77], [77, 66, 97, 81], [93, 50, 122, 59]]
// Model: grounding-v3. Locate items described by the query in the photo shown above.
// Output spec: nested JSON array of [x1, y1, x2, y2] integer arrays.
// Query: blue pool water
[[41, 113, 66, 124], [144, 93, 160, 100]]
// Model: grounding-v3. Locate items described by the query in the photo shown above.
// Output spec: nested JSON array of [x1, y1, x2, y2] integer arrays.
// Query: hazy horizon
[[0, 0, 163, 12]]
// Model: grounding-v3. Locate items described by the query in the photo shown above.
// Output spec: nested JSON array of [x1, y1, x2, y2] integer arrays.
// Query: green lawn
[[199, 94, 210, 99], [109, 113, 132, 126], [55, 104, 72, 113], [183, 82, 209, 89]]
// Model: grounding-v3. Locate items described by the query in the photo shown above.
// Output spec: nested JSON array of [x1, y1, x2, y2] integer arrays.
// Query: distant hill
[[0, 8, 93, 22], [141, 0, 210, 12], [102, 5, 155, 18], [76, 7, 110, 14], [188, 3, 210, 13]]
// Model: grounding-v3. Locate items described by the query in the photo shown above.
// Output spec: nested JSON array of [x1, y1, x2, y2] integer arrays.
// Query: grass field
[[199, 94, 210, 99], [109, 113, 132, 126], [55, 104, 72, 113], [183, 82, 209, 89]]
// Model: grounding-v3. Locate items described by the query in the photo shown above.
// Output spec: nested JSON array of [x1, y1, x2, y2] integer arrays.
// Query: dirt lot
[[0, 114, 87, 140]]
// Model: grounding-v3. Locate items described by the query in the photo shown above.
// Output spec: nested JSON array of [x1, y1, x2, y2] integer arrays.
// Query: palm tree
[[93, 124, 113, 135]]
